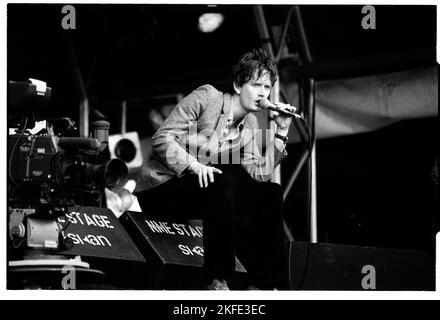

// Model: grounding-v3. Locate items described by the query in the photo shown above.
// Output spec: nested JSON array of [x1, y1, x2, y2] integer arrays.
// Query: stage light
[[198, 13, 224, 33]]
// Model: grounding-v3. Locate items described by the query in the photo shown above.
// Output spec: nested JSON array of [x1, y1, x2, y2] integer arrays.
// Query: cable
[[296, 147, 313, 290], [277, 114, 313, 289], [288, 235, 293, 288], [299, 117, 313, 290], [289, 116, 313, 290], [299, 117, 312, 154], [8, 117, 28, 186], [60, 217, 72, 232], [50, 152, 65, 186]]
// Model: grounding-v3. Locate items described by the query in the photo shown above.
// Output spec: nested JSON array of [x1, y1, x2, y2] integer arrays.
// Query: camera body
[[8, 119, 127, 208], [7, 79, 128, 252]]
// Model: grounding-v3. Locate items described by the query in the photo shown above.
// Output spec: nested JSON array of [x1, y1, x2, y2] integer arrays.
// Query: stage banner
[[121, 210, 247, 289], [57, 206, 145, 263]]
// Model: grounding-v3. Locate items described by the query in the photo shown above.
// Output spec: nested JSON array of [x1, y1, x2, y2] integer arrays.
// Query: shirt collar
[[227, 103, 247, 129]]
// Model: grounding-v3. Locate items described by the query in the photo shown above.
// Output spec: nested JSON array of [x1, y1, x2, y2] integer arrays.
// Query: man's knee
[[211, 173, 234, 190]]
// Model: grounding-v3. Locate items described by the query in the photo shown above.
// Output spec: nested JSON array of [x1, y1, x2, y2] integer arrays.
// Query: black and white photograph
[[4, 1, 439, 302]]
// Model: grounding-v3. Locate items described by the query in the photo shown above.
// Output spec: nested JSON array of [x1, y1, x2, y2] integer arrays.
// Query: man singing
[[135, 48, 295, 290]]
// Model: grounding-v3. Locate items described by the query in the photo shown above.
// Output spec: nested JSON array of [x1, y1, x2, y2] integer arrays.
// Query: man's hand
[[271, 102, 295, 136], [188, 162, 223, 188]]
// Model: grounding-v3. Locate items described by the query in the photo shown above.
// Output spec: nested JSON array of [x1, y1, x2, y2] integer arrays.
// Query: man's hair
[[233, 48, 278, 88]]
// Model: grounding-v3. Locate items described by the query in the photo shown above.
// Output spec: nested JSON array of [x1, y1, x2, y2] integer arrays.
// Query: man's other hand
[[188, 162, 223, 188]]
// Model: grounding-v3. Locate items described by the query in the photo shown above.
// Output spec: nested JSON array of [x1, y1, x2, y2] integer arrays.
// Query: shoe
[[247, 284, 278, 290], [207, 279, 229, 290], [247, 285, 260, 290]]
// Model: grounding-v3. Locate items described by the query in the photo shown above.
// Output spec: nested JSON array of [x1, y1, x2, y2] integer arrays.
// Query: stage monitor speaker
[[57, 206, 145, 263], [121, 210, 247, 289], [289, 242, 435, 290]]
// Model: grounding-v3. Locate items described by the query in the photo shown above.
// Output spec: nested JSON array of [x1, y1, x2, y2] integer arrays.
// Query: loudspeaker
[[108, 131, 143, 171], [120, 210, 247, 289], [289, 242, 435, 290]]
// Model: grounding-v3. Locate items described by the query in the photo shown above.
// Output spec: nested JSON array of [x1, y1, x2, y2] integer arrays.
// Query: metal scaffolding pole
[[254, 5, 318, 242], [121, 100, 127, 134], [305, 78, 317, 243], [275, 6, 294, 63], [67, 38, 89, 138], [253, 5, 293, 242], [290, 6, 318, 243], [253, 5, 280, 184]]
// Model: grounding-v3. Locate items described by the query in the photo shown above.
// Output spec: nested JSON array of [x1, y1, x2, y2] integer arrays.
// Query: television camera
[[7, 79, 129, 254]]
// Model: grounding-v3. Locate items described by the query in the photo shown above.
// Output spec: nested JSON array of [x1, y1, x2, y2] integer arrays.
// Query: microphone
[[258, 99, 302, 118]]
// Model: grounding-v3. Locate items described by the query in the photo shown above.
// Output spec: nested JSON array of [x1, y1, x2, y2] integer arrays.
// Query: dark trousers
[[135, 165, 289, 289]]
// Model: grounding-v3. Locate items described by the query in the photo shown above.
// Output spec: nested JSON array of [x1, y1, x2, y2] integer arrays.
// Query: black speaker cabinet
[[121, 210, 247, 289], [289, 242, 435, 290]]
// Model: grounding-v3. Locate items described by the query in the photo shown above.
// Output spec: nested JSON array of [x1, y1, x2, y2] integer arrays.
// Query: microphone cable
[[287, 115, 313, 290]]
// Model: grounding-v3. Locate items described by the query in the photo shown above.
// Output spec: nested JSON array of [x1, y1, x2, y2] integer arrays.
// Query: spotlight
[[198, 12, 224, 33]]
